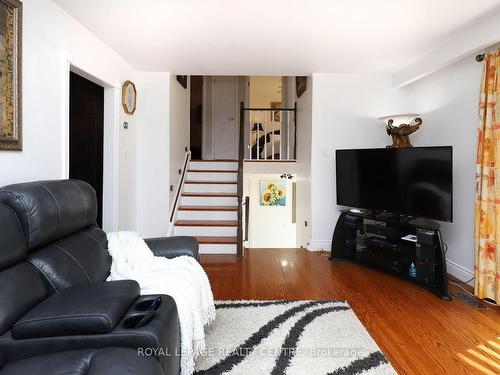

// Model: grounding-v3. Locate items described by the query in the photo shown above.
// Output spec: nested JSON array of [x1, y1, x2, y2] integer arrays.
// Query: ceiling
[[53, 0, 500, 74]]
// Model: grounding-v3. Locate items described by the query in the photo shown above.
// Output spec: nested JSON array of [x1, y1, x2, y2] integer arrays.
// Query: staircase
[[173, 160, 239, 254]]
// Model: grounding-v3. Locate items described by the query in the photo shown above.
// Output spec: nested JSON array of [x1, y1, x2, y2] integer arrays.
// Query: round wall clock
[[122, 80, 137, 114]]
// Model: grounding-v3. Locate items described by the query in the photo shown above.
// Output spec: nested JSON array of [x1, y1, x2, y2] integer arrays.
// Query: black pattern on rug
[[195, 300, 395, 375], [327, 351, 389, 375], [270, 305, 350, 375]]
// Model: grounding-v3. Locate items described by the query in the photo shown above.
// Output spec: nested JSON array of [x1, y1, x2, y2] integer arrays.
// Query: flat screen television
[[336, 146, 453, 222]]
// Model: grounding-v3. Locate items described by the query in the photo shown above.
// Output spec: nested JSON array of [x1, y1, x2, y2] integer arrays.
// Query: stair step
[[182, 192, 237, 197], [173, 223, 237, 236], [177, 208, 237, 221], [196, 236, 237, 244], [184, 182, 237, 193], [175, 220, 237, 227], [186, 171, 237, 182], [199, 243, 237, 254], [187, 170, 238, 173], [181, 195, 238, 207], [179, 206, 238, 211], [189, 160, 239, 172], [190, 159, 238, 162], [185, 181, 236, 184]]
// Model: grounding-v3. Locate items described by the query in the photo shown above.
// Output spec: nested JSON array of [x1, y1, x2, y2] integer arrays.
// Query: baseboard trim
[[446, 259, 474, 286], [308, 240, 331, 252]]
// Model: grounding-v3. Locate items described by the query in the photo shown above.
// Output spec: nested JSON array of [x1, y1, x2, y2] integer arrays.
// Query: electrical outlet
[[304, 221, 308, 227]]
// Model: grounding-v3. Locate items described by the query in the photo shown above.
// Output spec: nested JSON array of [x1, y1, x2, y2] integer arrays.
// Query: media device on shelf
[[330, 146, 452, 300]]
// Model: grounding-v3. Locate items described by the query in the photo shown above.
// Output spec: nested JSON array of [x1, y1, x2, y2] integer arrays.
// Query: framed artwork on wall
[[271, 102, 281, 122], [0, 0, 22, 151], [122, 80, 137, 115], [296, 76, 307, 98], [260, 180, 286, 207], [176, 75, 188, 89]]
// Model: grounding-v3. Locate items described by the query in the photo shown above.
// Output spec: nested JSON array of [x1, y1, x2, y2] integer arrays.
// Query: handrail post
[[244, 196, 250, 242], [293, 102, 297, 160], [237, 101, 245, 257]]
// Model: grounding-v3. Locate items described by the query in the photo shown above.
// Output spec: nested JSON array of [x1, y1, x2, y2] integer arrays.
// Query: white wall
[[249, 76, 282, 109], [244, 173, 296, 248], [310, 67, 482, 282], [309, 74, 408, 251], [169, 75, 190, 206], [394, 7, 500, 87], [135, 72, 171, 238], [0, 0, 138, 231], [202, 77, 214, 160], [400, 56, 482, 281], [0, 0, 175, 237], [295, 77, 312, 248]]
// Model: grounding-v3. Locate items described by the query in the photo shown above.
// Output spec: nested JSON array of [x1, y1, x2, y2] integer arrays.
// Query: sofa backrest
[[0, 204, 49, 335], [0, 180, 112, 292]]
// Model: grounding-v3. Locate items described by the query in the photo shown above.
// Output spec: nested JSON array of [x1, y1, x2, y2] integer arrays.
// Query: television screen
[[336, 147, 453, 222]]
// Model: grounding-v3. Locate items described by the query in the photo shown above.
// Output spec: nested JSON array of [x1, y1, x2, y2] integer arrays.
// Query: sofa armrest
[[144, 236, 199, 260], [12, 280, 139, 339]]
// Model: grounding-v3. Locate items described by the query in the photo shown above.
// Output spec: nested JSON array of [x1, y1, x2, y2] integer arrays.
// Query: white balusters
[[245, 108, 296, 161], [264, 111, 268, 160]]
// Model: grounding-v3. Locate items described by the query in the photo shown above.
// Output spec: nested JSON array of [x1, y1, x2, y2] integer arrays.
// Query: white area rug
[[194, 300, 396, 375]]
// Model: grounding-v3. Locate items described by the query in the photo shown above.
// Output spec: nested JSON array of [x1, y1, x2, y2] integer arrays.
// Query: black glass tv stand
[[330, 209, 450, 300]]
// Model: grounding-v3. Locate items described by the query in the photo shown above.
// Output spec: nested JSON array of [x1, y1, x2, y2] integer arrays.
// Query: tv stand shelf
[[330, 210, 450, 300]]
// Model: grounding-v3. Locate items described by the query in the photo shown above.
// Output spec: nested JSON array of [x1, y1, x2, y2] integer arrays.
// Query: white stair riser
[[177, 210, 237, 221], [187, 172, 237, 182], [199, 244, 237, 254], [181, 196, 238, 206], [184, 183, 237, 193], [173, 226, 237, 236], [190, 162, 238, 171]]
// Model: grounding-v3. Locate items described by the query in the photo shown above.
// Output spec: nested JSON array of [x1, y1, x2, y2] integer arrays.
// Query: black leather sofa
[[0, 180, 199, 375]]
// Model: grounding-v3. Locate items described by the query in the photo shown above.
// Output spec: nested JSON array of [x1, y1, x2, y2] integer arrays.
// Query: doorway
[[69, 72, 104, 227], [212, 76, 238, 160], [190, 76, 203, 160]]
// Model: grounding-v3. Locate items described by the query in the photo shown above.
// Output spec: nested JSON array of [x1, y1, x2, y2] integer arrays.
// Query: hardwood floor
[[200, 248, 500, 375]]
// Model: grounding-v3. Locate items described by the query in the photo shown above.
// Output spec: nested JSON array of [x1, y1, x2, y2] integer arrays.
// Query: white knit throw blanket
[[106, 231, 216, 375]]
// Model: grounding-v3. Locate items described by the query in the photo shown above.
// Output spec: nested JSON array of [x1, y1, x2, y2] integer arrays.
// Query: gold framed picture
[[0, 0, 22, 151], [296, 76, 307, 98], [271, 101, 281, 122], [122, 80, 137, 115]]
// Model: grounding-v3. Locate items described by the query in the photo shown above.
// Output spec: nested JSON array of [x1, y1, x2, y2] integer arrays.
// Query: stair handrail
[[237, 102, 245, 256], [244, 196, 250, 243], [169, 150, 191, 233]]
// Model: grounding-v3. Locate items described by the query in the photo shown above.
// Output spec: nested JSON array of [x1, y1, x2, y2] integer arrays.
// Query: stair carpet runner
[[173, 160, 238, 254]]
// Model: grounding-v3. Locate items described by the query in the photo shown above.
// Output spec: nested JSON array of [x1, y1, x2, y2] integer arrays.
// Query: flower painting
[[260, 180, 286, 206]]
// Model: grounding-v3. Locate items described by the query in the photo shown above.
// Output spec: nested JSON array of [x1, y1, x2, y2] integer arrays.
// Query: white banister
[[244, 106, 296, 161]]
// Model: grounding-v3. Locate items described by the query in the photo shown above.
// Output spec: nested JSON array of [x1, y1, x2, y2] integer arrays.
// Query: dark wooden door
[[190, 76, 203, 159], [69, 72, 104, 227]]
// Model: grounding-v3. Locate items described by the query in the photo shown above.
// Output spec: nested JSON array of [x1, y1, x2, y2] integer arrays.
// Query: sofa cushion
[[0, 347, 164, 375], [0, 263, 48, 335], [0, 180, 98, 251], [0, 204, 26, 271], [145, 236, 199, 259], [28, 226, 111, 291], [12, 280, 140, 339]]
